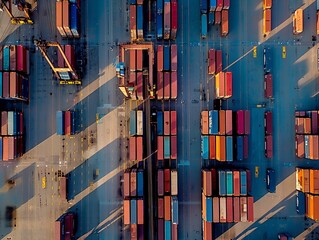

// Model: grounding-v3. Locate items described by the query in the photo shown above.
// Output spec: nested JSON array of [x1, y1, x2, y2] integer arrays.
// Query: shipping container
[[226, 197, 233, 222], [208, 49, 216, 74], [130, 50, 136, 71], [215, 72, 224, 98], [264, 73, 273, 98], [219, 170, 226, 196], [233, 170, 240, 196], [137, 5, 144, 39], [137, 110, 143, 136], [293, 9, 303, 34], [158, 197, 164, 218], [216, 0, 223, 11], [170, 111, 177, 135], [201, 14, 207, 39], [163, 46, 170, 71], [225, 110, 232, 135], [219, 197, 227, 223], [205, 196, 213, 222], [171, 71, 177, 99], [171, 170, 178, 195], [164, 196, 171, 220], [201, 135, 209, 160], [124, 171, 130, 198], [0, 46, 2, 71], [130, 137, 136, 161], [237, 110, 244, 135], [202, 193, 206, 220], [137, 199, 144, 224], [309, 135, 314, 159], [0, 73, 2, 98], [265, 111, 272, 135], [157, 71, 164, 99], [17, 45, 27, 73], [307, 194, 319, 221], [158, 219, 164, 240], [64, 110, 71, 136], [265, 135, 273, 158], [56, 111, 65, 135], [158, 169, 164, 196], [62, 1, 73, 37], [137, 50, 143, 71], [263, 9, 272, 35], [220, 136, 226, 161], [131, 224, 137, 240], [171, 1, 178, 40], [221, 10, 229, 36], [226, 136, 233, 161], [247, 196, 254, 222], [305, 135, 310, 159], [310, 169, 319, 194], [3, 46, 9, 71], [56, 1, 66, 37], [201, 111, 209, 135], [296, 190, 306, 214], [317, 12, 319, 35], [240, 197, 248, 222], [164, 169, 171, 193], [171, 196, 178, 224], [212, 110, 219, 134], [170, 44, 178, 72], [164, 111, 170, 134], [164, 2, 171, 39], [8, 136, 14, 160], [157, 45, 164, 71], [264, 0, 272, 9], [171, 135, 177, 159], [164, 72, 170, 99], [130, 110, 137, 136], [295, 118, 304, 134], [131, 199, 137, 224], [244, 110, 250, 134], [224, 72, 232, 98], [240, 171, 247, 195], [2, 72, 9, 98], [137, 170, 144, 197], [157, 111, 164, 135], [2, 137, 8, 161], [226, 171, 233, 195], [158, 136, 164, 160], [136, 136, 143, 161], [172, 224, 178, 240], [165, 220, 171, 240], [295, 135, 305, 158], [266, 168, 276, 193], [212, 168, 217, 194], [124, 199, 130, 224], [219, 110, 226, 135], [233, 197, 240, 222], [215, 10, 221, 24], [209, 135, 216, 160], [203, 170, 212, 196], [0, 137, 2, 160], [311, 111, 318, 134], [136, 72, 144, 100], [208, 11, 215, 24], [201, 0, 208, 13], [223, 0, 230, 9], [130, 5, 137, 41], [216, 50, 222, 74], [9, 72, 16, 98], [313, 135, 319, 159], [70, 3, 80, 38], [131, 169, 137, 196], [216, 136, 220, 160], [203, 220, 212, 240], [157, 12, 163, 39]]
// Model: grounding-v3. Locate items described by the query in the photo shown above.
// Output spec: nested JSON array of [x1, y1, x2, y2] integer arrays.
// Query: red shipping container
[[171, 44, 177, 71], [220, 136, 226, 161], [124, 172, 130, 197], [226, 197, 233, 223], [18, 136, 23, 157], [171, 71, 178, 99], [62, 1, 73, 37], [164, 168, 171, 193], [172, 223, 178, 240], [221, 10, 229, 37], [137, 0, 143, 4], [203, 221, 212, 240], [131, 224, 137, 240], [208, 49, 216, 74], [10, 45, 16, 71], [246, 169, 251, 194], [158, 197, 164, 218], [215, 11, 221, 25], [244, 110, 250, 134], [129, 71, 136, 84], [0, 46, 2, 71], [157, 71, 164, 100], [158, 169, 164, 196], [2, 137, 8, 161], [157, 136, 164, 160], [56, 1, 66, 37], [3, 72, 9, 98], [264, 73, 273, 98], [164, 196, 171, 220], [237, 110, 245, 135], [219, 110, 226, 135], [312, 111, 318, 134], [171, 1, 178, 40], [171, 135, 177, 159], [313, 135, 319, 159], [136, 50, 143, 71], [223, 0, 230, 9], [130, 49, 136, 71], [213, 197, 220, 223], [164, 72, 170, 99], [9, 72, 17, 98], [265, 135, 273, 158], [233, 197, 240, 222], [264, 0, 272, 9], [1, 111, 8, 135], [124, 199, 130, 224], [216, 0, 223, 11], [65, 45, 75, 68], [224, 72, 232, 98], [304, 118, 311, 134], [164, 2, 171, 40], [203, 170, 212, 196], [219, 72, 225, 98], [170, 111, 177, 135], [130, 136, 136, 161], [8, 136, 14, 160], [136, 72, 144, 100], [17, 45, 26, 73], [130, 5, 137, 41], [19, 112, 23, 135], [295, 135, 305, 158], [244, 135, 249, 159], [212, 168, 217, 194], [136, 136, 143, 161], [164, 111, 170, 135], [130, 169, 137, 196], [157, 45, 163, 71], [216, 50, 222, 73], [137, 199, 144, 224], [158, 219, 164, 240], [64, 111, 71, 135], [57, 45, 65, 68], [233, 170, 240, 196], [225, 110, 232, 135], [209, 135, 216, 159], [247, 196, 254, 222]]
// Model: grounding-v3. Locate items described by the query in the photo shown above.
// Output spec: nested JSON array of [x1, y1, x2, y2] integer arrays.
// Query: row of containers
[[200, 0, 230, 38], [56, 110, 76, 136], [0, 72, 29, 101], [129, 0, 178, 41], [56, 0, 81, 38], [295, 110, 319, 159], [215, 72, 232, 99], [123, 168, 145, 239], [263, 0, 272, 35], [201, 110, 250, 161], [295, 168, 319, 221], [129, 110, 144, 162], [264, 111, 273, 158], [157, 169, 178, 240], [208, 49, 222, 75], [156, 111, 177, 161], [156, 45, 178, 100]]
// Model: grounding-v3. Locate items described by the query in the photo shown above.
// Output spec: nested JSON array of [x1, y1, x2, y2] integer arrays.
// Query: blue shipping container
[[305, 135, 309, 158], [56, 111, 65, 135], [226, 171, 233, 196], [157, 111, 163, 135], [71, 110, 76, 135], [208, 11, 215, 25], [130, 110, 137, 136], [171, 196, 178, 224], [3, 46, 9, 71], [212, 110, 219, 134], [8, 111, 13, 135], [164, 220, 171, 240], [208, 110, 213, 134], [130, 0, 136, 4], [226, 136, 233, 161], [163, 45, 170, 71], [70, 3, 80, 38], [13, 111, 17, 135], [137, 170, 144, 197], [201, 14, 207, 39], [22, 77, 28, 100], [296, 190, 306, 214], [209, 0, 217, 11], [0, 137, 2, 160], [240, 171, 247, 195], [137, 5, 143, 31], [219, 170, 226, 196], [157, 13, 163, 39], [130, 199, 137, 224], [164, 136, 170, 159], [157, 0, 163, 13], [201, 0, 208, 13], [237, 136, 244, 161], [206, 196, 213, 222], [201, 136, 209, 159], [317, 0, 319, 10]]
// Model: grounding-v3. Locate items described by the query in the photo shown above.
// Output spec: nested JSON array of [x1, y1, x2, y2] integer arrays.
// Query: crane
[[0, 0, 33, 24]]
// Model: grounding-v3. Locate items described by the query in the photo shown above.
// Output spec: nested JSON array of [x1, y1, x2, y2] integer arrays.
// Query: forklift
[[0, 0, 33, 24]]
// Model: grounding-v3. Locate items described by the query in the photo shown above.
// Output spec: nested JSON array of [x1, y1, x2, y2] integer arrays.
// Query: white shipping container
[[8, 111, 14, 136], [137, 110, 143, 136], [240, 197, 248, 222], [219, 197, 227, 223], [171, 170, 178, 196]]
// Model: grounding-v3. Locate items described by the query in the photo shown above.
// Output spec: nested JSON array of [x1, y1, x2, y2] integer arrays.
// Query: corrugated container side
[[158, 169, 164, 196], [3, 72, 9, 98], [164, 196, 171, 220], [158, 136, 164, 160], [131, 224, 137, 240], [170, 135, 177, 160], [137, 170, 144, 197], [171, 71, 177, 99], [130, 49, 136, 71], [220, 136, 226, 161], [131, 199, 137, 224], [219, 110, 226, 135], [130, 5, 137, 41], [9, 45, 17, 71], [164, 111, 170, 135], [124, 199, 130, 224], [164, 2, 171, 39], [233, 197, 240, 222], [201, 111, 209, 135], [226, 197, 233, 222], [226, 136, 233, 161], [171, 44, 177, 71], [247, 196, 254, 222], [165, 220, 171, 240], [136, 136, 143, 161], [136, 72, 144, 100], [171, 170, 178, 195], [157, 71, 164, 100], [243, 135, 249, 159], [158, 197, 164, 218], [157, 45, 164, 71], [164, 168, 171, 193], [2, 137, 8, 161], [209, 135, 216, 160], [8, 136, 14, 160], [130, 169, 137, 196], [203, 170, 212, 196], [313, 135, 319, 159], [136, 50, 143, 71], [213, 197, 219, 223], [206, 196, 213, 222], [164, 136, 170, 159], [310, 169, 319, 194], [172, 224, 178, 240], [203, 220, 212, 240], [70, 3, 80, 38], [158, 219, 164, 240], [202, 136, 209, 160], [221, 9, 229, 36], [130, 136, 136, 161], [296, 135, 305, 158], [219, 197, 227, 223], [136, 110, 143, 136], [56, 1, 66, 37], [208, 49, 216, 74], [124, 172, 130, 197], [62, 1, 73, 37], [219, 170, 226, 195], [170, 111, 177, 135], [237, 110, 245, 135], [171, 196, 178, 224], [157, 111, 164, 135], [164, 72, 170, 100], [240, 197, 248, 222], [216, 50, 222, 73], [137, 199, 144, 224], [263, 9, 272, 34]]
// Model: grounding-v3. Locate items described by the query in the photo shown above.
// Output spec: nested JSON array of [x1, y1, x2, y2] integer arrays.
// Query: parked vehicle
[[266, 168, 276, 193]]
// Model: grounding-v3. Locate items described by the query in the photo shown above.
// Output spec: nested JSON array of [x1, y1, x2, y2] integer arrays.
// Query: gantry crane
[[0, 0, 33, 24], [34, 40, 81, 85]]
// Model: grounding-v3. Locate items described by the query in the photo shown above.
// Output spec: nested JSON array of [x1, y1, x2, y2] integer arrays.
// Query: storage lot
[[0, 0, 319, 239]]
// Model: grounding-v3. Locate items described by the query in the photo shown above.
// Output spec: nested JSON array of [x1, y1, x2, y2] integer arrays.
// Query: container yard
[[1, 0, 319, 239]]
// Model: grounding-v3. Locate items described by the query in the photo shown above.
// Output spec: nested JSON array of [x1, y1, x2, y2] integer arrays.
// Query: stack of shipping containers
[[156, 45, 178, 100], [264, 111, 273, 158], [123, 168, 145, 239], [201, 110, 250, 161], [0, 45, 29, 101], [0, 111, 24, 160], [295, 110, 319, 160], [56, 110, 76, 136], [202, 168, 254, 239], [128, 48, 145, 100], [129, 110, 144, 162], [129, 0, 144, 41], [295, 168, 319, 220], [156, 110, 178, 239], [56, 0, 81, 38], [201, 0, 230, 38], [263, 0, 272, 35]]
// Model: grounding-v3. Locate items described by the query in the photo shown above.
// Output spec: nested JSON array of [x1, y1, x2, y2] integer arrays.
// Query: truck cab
[[266, 168, 276, 193]]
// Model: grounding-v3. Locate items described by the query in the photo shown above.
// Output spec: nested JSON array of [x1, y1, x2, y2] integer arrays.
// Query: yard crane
[[0, 0, 33, 24], [34, 39, 81, 85]]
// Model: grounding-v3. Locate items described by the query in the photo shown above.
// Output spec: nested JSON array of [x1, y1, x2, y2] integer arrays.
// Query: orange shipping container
[[295, 117, 304, 134], [2, 137, 8, 161], [295, 135, 305, 158], [314, 135, 319, 159], [220, 136, 226, 161], [124, 199, 130, 224], [203, 220, 212, 240], [310, 169, 319, 195], [263, 0, 272, 9], [62, 1, 73, 37], [137, 199, 144, 224], [263, 9, 272, 34], [293, 9, 303, 34], [171, 71, 178, 99], [131, 224, 137, 240], [9, 72, 17, 98], [221, 10, 229, 37], [215, 72, 225, 98], [303, 169, 310, 193], [307, 194, 319, 221], [304, 118, 311, 134], [201, 111, 209, 135], [219, 110, 226, 135], [202, 193, 206, 220], [157, 136, 164, 160], [216, 136, 221, 161], [56, 1, 66, 37], [209, 135, 216, 159], [8, 136, 14, 160], [164, 196, 171, 220], [296, 167, 303, 191], [213, 197, 220, 223]]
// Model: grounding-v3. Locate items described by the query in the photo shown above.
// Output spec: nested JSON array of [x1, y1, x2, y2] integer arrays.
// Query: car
[[266, 168, 276, 193]]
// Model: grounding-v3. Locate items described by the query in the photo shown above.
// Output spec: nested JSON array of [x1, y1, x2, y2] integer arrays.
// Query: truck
[[171, 196, 178, 224], [201, 14, 207, 39], [201, 135, 209, 160], [137, 170, 144, 197], [266, 168, 276, 193], [226, 171, 233, 195], [201, 111, 209, 134], [136, 110, 143, 136], [240, 170, 247, 195], [171, 0, 178, 40], [209, 135, 216, 160], [226, 136, 233, 161], [56, 111, 65, 135], [164, 1, 171, 40], [263, 47, 272, 73], [224, 72, 232, 98], [158, 136, 164, 160], [55, 212, 76, 240], [158, 169, 164, 196], [264, 111, 272, 135], [293, 9, 303, 34], [236, 110, 245, 135], [219, 170, 226, 196], [264, 73, 273, 98], [171, 135, 177, 159], [157, 111, 164, 135], [265, 135, 273, 158], [137, 5, 143, 39], [208, 49, 215, 74], [221, 10, 229, 36], [216, 50, 222, 73], [263, 9, 272, 35]]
